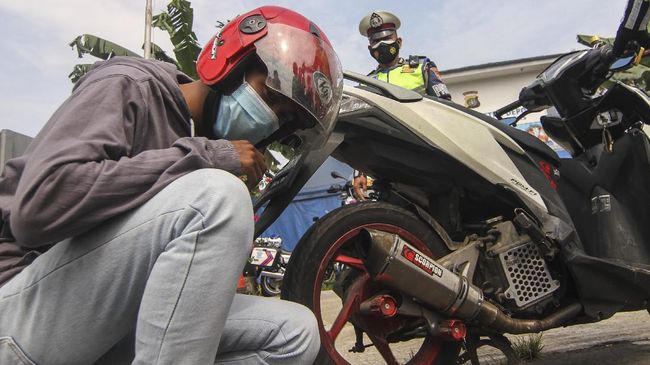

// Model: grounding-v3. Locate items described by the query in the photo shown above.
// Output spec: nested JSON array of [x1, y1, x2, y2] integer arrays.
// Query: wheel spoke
[[335, 254, 367, 271], [457, 341, 480, 365], [327, 273, 369, 341], [469, 349, 480, 365], [308, 217, 447, 364], [368, 334, 399, 365]]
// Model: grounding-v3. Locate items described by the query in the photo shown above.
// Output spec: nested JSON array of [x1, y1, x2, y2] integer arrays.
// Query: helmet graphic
[[197, 6, 343, 144]]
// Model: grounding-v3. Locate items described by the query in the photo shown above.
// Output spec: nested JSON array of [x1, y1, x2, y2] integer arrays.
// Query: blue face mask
[[213, 81, 280, 145]]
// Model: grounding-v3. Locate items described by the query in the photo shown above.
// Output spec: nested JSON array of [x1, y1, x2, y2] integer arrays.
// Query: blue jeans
[[0, 169, 319, 365]]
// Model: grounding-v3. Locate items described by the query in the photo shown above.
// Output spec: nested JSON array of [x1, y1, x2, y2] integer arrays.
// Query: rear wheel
[[282, 202, 461, 364]]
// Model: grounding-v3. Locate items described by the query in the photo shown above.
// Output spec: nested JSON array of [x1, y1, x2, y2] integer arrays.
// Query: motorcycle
[[244, 235, 291, 297], [327, 170, 378, 205], [326, 171, 355, 206], [253, 45, 650, 364]]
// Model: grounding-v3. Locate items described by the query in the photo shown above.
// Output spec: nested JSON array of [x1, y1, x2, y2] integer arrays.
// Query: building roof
[[441, 53, 565, 84]]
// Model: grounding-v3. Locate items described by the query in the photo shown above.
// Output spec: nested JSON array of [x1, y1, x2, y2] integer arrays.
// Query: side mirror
[[610, 55, 636, 71], [327, 184, 342, 194], [330, 170, 346, 180]]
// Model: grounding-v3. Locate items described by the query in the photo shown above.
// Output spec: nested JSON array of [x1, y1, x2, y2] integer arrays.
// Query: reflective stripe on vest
[[375, 63, 426, 93]]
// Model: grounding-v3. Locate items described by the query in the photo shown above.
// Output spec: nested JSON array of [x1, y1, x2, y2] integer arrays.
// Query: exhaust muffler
[[361, 229, 581, 334], [362, 229, 484, 320]]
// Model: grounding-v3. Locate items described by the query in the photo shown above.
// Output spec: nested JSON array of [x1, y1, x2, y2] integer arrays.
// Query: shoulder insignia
[[401, 64, 416, 73]]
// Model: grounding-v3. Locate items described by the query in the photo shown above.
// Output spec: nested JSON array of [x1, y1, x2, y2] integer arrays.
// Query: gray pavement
[[529, 339, 650, 365], [520, 310, 650, 365], [319, 290, 650, 364]]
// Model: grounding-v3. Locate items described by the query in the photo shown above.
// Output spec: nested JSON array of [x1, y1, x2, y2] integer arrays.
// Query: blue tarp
[[260, 157, 353, 251]]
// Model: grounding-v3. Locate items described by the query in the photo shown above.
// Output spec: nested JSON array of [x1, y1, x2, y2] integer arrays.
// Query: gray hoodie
[[0, 57, 241, 287]]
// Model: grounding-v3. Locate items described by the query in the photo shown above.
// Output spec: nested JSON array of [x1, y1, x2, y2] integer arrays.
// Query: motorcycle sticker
[[509, 178, 539, 197], [401, 244, 443, 278], [250, 247, 277, 267], [591, 195, 612, 214], [313, 71, 333, 105]]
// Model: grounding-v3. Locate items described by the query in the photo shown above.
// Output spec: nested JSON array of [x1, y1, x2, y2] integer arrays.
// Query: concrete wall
[[442, 56, 558, 122], [0, 129, 33, 175], [446, 71, 539, 114], [440, 55, 572, 158]]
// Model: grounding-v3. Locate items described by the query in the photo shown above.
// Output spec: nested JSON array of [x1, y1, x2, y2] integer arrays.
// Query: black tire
[[261, 276, 282, 297], [282, 201, 461, 365]]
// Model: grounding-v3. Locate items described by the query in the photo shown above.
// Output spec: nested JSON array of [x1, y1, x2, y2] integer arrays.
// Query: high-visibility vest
[[370, 60, 426, 94]]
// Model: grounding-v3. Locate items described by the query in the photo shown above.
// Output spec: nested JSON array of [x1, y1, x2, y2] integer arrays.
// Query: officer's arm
[[613, 0, 650, 55], [424, 60, 452, 100]]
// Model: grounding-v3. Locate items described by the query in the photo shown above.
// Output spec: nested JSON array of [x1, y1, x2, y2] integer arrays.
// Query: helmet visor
[[254, 22, 343, 146]]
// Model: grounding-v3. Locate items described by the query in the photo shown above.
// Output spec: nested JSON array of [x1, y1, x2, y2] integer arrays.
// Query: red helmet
[[197, 6, 343, 143]]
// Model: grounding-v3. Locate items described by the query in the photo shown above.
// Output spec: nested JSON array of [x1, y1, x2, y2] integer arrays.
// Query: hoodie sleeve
[[10, 75, 241, 248]]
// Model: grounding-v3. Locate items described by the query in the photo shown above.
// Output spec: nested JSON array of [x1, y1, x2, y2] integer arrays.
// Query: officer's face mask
[[213, 79, 280, 145], [369, 40, 400, 65]]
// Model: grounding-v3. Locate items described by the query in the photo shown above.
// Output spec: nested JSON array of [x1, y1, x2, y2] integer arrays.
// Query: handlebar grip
[[582, 46, 615, 89], [600, 45, 616, 65]]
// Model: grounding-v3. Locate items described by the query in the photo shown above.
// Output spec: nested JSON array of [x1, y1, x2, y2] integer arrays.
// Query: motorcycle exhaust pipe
[[362, 229, 484, 320], [361, 229, 581, 334], [260, 271, 284, 280]]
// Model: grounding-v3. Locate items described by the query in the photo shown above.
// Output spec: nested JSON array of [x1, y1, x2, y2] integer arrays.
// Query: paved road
[[319, 290, 650, 364], [530, 339, 650, 365]]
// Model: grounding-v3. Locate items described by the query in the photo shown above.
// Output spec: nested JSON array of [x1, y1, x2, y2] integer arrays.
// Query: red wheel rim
[[312, 223, 444, 365]]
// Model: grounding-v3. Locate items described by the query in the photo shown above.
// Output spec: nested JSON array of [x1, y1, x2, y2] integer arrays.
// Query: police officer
[[353, 10, 452, 199], [359, 10, 452, 99]]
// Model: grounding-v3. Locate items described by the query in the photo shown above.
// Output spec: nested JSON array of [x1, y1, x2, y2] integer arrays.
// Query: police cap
[[358, 11, 401, 41]]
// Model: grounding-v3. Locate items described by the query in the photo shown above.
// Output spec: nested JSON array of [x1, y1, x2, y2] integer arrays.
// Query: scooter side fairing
[[341, 86, 548, 213], [566, 253, 650, 320], [333, 105, 517, 229], [559, 132, 650, 264]]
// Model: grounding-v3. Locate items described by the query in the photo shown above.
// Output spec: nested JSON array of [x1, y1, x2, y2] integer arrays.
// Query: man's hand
[[352, 175, 368, 201], [232, 140, 267, 189]]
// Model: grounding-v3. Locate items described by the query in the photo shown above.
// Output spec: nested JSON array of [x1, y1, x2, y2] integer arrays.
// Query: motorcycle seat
[[431, 97, 561, 166]]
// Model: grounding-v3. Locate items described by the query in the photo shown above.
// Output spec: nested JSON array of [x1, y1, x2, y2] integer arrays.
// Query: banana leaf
[[68, 34, 141, 83], [68, 64, 93, 83], [577, 34, 613, 48], [69, 34, 141, 60], [152, 0, 201, 79], [150, 42, 180, 68]]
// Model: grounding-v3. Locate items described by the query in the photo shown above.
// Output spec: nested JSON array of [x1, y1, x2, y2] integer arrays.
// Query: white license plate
[[249, 247, 277, 267]]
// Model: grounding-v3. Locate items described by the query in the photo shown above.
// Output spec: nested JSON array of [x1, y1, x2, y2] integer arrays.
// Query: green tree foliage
[[69, 1, 200, 82], [152, 0, 201, 80], [68, 34, 143, 82]]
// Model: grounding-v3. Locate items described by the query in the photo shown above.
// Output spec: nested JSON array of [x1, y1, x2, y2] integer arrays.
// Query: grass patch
[[512, 333, 545, 360], [321, 280, 335, 291]]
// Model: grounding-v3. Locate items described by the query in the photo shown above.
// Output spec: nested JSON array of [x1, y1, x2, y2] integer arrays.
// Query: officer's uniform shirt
[[368, 55, 452, 100]]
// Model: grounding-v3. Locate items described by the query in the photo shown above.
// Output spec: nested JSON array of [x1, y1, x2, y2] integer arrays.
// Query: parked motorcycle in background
[[244, 235, 291, 297], [328, 170, 378, 204]]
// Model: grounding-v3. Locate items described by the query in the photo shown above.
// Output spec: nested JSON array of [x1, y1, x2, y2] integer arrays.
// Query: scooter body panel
[[342, 86, 548, 212]]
